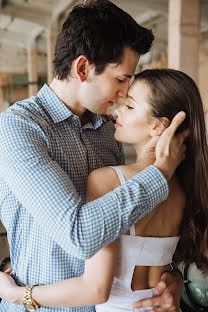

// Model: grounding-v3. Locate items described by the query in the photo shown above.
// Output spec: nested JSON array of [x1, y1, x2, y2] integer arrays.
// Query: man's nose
[[117, 82, 129, 99]]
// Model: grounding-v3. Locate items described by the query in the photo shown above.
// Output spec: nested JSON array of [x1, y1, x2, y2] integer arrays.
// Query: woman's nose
[[114, 101, 125, 115]]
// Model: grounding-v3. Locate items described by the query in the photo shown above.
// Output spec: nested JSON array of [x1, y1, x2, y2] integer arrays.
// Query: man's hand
[[132, 271, 183, 312], [154, 111, 189, 181]]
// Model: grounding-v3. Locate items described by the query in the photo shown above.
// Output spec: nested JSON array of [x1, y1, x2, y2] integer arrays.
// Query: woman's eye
[[126, 105, 134, 109]]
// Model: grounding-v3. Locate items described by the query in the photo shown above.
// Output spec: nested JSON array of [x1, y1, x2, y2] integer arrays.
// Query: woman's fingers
[[4, 267, 13, 277]]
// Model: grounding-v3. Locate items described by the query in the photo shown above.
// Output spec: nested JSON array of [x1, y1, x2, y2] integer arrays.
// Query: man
[[0, 1, 186, 311]]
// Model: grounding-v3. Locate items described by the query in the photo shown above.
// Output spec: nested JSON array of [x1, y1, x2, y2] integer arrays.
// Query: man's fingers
[[146, 308, 164, 312], [167, 111, 186, 137], [154, 280, 167, 295], [177, 128, 190, 143], [149, 135, 160, 148], [143, 309, 160, 312], [160, 271, 176, 287], [133, 296, 162, 309], [133, 272, 182, 311]]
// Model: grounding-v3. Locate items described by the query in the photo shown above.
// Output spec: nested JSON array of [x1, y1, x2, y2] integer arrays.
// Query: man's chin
[[95, 108, 108, 116], [85, 104, 108, 116]]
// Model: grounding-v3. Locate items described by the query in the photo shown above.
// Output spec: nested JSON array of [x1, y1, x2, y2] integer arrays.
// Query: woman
[[1, 69, 208, 311]]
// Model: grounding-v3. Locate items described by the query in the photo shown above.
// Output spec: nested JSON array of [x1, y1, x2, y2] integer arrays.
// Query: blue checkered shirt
[[0, 84, 168, 311]]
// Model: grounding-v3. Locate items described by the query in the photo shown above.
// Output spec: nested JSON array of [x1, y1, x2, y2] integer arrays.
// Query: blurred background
[[0, 1, 208, 311]]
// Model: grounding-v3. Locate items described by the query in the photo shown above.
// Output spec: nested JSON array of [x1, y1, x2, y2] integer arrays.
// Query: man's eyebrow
[[124, 74, 132, 79]]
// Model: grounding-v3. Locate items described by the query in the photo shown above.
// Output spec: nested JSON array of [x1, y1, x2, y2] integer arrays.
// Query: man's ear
[[150, 117, 170, 136], [74, 55, 90, 82]]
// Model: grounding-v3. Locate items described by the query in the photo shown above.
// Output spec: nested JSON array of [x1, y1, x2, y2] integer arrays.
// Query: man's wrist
[[154, 161, 170, 181]]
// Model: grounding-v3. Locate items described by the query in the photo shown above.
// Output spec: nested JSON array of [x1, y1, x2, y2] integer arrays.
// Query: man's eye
[[118, 79, 125, 83], [126, 105, 134, 109]]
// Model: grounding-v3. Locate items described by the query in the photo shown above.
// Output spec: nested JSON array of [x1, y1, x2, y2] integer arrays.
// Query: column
[[0, 86, 4, 113], [168, 0, 200, 83], [27, 45, 38, 97], [46, 27, 57, 84]]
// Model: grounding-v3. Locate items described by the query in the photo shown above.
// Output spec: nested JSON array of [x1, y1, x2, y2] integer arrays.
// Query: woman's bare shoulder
[[86, 166, 122, 201]]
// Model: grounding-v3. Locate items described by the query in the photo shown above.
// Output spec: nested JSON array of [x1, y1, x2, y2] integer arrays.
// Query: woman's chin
[[114, 133, 121, 142], [114, 133, 128, 144]]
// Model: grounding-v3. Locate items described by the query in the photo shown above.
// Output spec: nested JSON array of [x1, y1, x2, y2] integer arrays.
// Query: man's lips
[[108, 101, 115, 106]]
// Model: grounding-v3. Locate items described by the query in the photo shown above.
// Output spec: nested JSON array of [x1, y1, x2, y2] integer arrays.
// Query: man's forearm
[[0, 115, 168, 259]]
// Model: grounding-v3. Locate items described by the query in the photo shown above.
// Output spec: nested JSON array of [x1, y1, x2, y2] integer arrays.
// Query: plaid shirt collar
[[37, 84, 105, 129]]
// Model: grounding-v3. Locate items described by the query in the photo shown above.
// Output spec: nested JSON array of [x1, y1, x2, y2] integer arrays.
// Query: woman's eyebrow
[[128, 94, 139, 104]]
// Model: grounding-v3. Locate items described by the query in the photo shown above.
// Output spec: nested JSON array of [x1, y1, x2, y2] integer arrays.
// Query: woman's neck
[[133, 143, 156, 171]]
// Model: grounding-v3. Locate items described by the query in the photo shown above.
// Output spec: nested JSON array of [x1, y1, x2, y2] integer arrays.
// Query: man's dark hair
[[54, 0, 154, 80]]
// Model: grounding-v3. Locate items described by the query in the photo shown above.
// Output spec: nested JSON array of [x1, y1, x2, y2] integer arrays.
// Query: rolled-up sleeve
[[0, 113, 168, 259]]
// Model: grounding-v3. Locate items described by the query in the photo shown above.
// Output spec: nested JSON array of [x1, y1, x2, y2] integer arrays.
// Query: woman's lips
[[114, 121, 122, 128]]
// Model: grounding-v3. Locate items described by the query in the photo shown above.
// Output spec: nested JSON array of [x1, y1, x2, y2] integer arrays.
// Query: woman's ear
[[150, 117, 170, 137], [74, 55, 90, 82]]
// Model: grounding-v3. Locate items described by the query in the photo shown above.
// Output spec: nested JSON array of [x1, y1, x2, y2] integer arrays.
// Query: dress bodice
[[109, 166, 179, 290], [96, 167, 180, 311]]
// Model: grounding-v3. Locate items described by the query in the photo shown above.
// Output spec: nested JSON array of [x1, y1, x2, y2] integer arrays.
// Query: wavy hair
[[135, 69, 208, 274]]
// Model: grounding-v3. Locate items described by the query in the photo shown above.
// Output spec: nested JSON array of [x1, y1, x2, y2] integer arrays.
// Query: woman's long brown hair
[[135, 69, 208, 274]]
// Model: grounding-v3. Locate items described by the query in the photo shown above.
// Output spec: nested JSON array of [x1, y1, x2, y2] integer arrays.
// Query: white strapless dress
[[96, 166, 180, 312]]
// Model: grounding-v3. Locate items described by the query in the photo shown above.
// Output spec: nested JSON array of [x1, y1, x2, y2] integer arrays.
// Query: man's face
[[79, 47, 140, 115]]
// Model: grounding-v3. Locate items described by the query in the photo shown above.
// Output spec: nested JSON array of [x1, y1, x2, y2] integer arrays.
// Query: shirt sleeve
[[0, 112, 169, 260]]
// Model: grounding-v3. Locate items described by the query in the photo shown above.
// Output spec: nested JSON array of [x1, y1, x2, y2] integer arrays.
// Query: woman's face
[[114, 80, 155, 145]]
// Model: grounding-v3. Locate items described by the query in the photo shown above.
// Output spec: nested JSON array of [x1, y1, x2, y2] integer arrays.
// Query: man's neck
[[49, 78, 86, 117]]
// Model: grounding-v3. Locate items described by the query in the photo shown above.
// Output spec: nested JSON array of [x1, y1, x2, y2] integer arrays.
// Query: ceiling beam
[[111, 0, 168, 16], [1, 4, 51, 28], [51, 0, 76, 23], [136, 0, 168, 15], [135, 11, 162, 26], [0, 29, 29, 47], [0, 24, 45, 50]]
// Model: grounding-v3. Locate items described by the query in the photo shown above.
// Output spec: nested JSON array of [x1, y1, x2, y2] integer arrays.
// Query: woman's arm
[[0, 241, 118, 307], [0, 168, 119, 307], [34, 240, 118, 307], [31, 168, 119, 307]]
